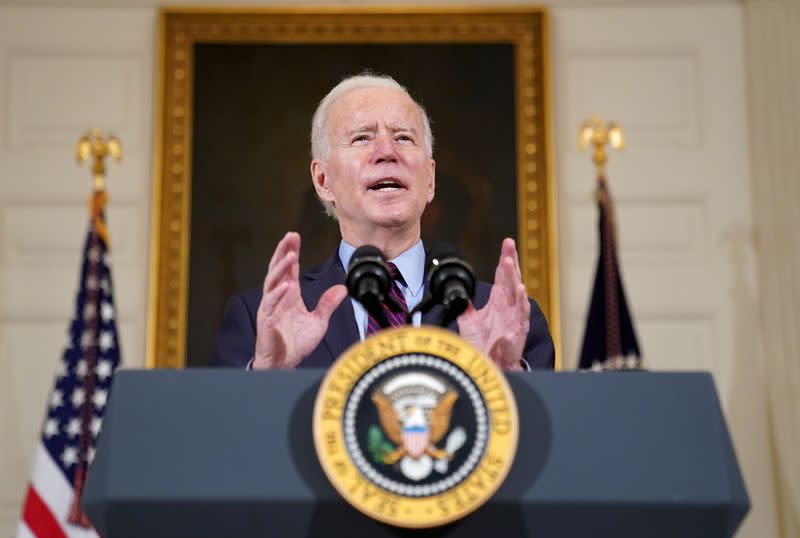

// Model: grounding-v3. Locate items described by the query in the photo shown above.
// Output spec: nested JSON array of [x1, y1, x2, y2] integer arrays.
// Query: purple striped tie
[[366, 262, 408, 335]]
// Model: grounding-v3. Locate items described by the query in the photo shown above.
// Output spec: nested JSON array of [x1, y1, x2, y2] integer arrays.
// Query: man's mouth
[[368, 178, 406, 192]]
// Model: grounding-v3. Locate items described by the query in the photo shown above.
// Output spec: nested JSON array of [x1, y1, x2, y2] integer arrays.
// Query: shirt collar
[[338, 239, 425, 297]]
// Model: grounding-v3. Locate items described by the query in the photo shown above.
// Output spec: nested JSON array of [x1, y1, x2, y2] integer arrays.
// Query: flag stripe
[[22, 486, 67, 538], [29, 444, 74, 524], [27, 444, 99, 538]]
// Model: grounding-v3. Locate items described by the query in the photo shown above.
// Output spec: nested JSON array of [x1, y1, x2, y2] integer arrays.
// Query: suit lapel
[[301, 254, 359, 366]]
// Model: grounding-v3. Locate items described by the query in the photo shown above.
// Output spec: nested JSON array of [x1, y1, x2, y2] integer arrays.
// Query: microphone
[[345, 245, 397, 329], [411, 244, 476, 327], [428, 244, 476, 325]]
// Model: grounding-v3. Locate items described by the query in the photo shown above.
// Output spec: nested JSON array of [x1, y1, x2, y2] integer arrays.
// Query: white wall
[[0, 2, 778, 537]]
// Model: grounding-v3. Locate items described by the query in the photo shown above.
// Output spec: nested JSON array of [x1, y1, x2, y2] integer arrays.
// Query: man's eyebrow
[[347, 124, 377, 135], [389, 125, 417, 133]]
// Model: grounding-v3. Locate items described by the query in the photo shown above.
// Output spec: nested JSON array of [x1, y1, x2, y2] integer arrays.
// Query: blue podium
[[83, 370, 749, 537]]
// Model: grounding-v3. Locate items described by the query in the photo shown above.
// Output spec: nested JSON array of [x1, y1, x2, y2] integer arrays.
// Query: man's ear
[[311, 160, 335, 204], [426, 158, 436, 203]]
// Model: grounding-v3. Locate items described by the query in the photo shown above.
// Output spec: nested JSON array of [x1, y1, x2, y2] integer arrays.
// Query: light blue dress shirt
[[339, 239, 425, 340]]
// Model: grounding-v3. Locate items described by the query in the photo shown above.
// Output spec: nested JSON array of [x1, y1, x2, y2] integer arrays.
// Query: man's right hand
[[252, 232, 347, 369]]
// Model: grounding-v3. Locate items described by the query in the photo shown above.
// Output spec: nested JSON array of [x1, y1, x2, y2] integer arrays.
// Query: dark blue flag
[[578, 176, 643, 370]]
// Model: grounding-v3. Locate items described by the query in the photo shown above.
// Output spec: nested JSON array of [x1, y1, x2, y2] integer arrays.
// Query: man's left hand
[[457, 238, 530, 371]]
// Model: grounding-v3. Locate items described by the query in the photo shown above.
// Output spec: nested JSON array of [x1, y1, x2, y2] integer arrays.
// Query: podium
[[83, 370, 749, 537]]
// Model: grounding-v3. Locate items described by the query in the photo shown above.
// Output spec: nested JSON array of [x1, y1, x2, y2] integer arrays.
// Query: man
[[212, 74, 554, 370]]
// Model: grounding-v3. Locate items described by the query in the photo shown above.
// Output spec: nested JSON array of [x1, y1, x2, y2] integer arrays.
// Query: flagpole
[[68, 129, 122, 526]]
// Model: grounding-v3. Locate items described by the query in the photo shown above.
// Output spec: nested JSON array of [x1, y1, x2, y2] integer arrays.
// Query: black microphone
[[428, 244, 476, 325], [345, 245, 394, 328], [411, 244, 476, 327]]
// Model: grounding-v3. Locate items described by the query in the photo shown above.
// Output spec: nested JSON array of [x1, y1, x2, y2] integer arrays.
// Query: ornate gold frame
[[147, 6, 561, 369]]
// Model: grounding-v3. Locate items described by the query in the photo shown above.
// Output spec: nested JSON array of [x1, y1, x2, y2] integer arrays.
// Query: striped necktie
[[366, 262, 409, 335]]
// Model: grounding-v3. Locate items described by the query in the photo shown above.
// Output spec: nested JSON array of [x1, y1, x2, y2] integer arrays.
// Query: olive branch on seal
[[367, 425, 395, 464]]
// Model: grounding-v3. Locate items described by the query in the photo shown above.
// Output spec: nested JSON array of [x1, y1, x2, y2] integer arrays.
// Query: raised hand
[[252, 232, 347, 369], [457, 238, 530, 371]]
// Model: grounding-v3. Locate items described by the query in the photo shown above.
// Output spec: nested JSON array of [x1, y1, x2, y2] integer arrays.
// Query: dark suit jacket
[[212, 253, 555, 370]]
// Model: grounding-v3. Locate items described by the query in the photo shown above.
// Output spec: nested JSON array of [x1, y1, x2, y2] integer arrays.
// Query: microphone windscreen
[[349, 245, 385, 269]]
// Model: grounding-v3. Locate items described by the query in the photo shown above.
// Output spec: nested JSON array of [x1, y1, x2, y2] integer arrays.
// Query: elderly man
[[212, 74, 554, 371]]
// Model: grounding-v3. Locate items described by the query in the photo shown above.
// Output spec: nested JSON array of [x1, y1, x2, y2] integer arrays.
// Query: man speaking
[[212, 74, 554, 371]]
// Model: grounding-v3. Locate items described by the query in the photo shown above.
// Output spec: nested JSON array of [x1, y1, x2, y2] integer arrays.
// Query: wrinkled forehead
[[328, 87, 424, 134]]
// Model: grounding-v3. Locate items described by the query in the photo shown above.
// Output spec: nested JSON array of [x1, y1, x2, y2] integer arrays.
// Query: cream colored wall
[[0, 2, 780, 537], [743, 2, 800, 536]]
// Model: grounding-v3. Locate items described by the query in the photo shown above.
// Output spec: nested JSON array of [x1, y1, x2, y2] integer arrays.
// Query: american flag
[[17, 192, 121, 538]]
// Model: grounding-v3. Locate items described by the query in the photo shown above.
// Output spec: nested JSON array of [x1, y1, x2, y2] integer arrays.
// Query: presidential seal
[[313, 326, 518, 528]]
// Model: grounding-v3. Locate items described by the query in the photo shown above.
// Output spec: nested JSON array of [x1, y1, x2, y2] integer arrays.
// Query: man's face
[[312, 87, 435, 235]]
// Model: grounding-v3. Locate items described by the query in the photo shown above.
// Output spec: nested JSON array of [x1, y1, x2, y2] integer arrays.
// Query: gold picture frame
[[146, 6, 561, 369]]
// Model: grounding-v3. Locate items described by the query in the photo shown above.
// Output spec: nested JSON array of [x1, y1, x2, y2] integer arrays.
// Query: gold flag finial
[[76, 128, 123, 192], [76, 128, 121, 247], [577, 115, 624, 178]]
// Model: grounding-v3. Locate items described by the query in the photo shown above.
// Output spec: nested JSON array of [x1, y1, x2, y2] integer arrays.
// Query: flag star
[[99, 331, 114, 352], [91, 416, 102, 437], [625, 355, 639, 369], [100, 278, 110, 293], [75, 359, 88, 378], [49, 390, 63, 409], [88, 447, 96, 464], [96, 360, 113, 381], [43, 419, 59, 438], [86, 276, 99, 290], [81, 330, 95, 349], [103, 252, 112, 266], [61, 446, 78, 467], [65, 418, 81, 438], [71, 387, 85, 408], [88, 247, 100, 262], [590, 361, 603, 372], [83, 303, 96, 321], [101, 302, 114, 323], [93, 389, 108, 409]]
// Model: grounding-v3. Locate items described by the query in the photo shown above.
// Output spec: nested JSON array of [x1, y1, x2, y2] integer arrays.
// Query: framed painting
[[147, 7, 560, 368]]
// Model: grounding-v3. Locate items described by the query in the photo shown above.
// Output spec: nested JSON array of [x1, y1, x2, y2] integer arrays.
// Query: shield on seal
[[403, 424, 429, 458]]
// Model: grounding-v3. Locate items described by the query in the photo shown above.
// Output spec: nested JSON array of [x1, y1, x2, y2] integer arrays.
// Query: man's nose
[[372, 133, 398, 163]]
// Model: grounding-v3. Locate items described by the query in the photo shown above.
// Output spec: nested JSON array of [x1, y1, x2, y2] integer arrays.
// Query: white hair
[[310, 73, 434, 218]]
